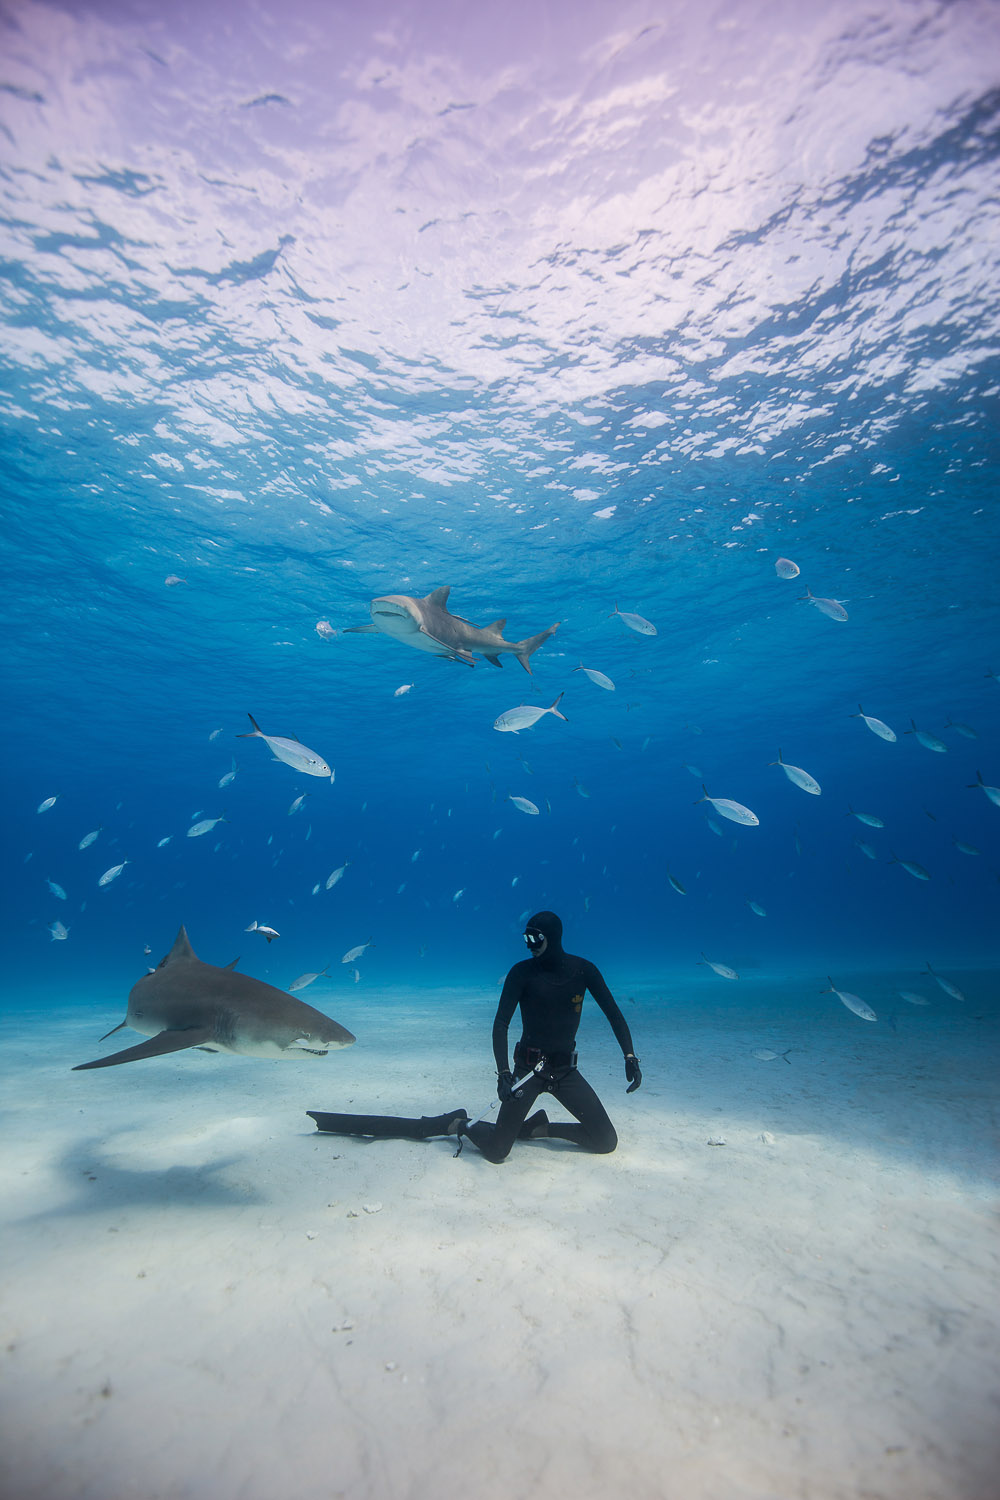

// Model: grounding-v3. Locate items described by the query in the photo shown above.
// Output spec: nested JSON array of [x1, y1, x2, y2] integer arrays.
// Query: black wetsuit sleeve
[[492, 967, 523, 1073], [585, 962, 635, 1056]]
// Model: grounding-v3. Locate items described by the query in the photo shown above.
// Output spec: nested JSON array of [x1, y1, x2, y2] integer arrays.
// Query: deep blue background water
[[3, 0, 999, 1011]]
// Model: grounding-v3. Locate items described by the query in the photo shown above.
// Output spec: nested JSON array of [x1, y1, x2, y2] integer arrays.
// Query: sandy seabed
[[1, 971, 998, 1500]]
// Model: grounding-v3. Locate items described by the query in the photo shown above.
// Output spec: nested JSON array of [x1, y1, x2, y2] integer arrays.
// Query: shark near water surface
[[346, 586, 559, 672]]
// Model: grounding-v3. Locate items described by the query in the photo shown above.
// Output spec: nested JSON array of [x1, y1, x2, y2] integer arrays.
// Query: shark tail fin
[[514, 622, 559, 674]]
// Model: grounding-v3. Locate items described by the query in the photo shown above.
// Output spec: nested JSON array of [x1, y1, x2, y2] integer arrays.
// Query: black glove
[[624, 1054, 642, 1093], [497, 1069, 515, 1102]]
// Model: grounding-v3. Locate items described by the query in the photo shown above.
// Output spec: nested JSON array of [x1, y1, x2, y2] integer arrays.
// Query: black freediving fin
[[72, 1026, 215, 1070]]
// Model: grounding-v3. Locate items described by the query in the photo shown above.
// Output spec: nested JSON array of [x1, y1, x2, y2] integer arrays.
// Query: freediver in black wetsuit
[[307, 910, 642, 1163]]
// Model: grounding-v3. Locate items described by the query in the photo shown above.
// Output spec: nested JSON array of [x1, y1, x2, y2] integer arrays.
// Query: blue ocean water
[[3, 0, 999, 1020]]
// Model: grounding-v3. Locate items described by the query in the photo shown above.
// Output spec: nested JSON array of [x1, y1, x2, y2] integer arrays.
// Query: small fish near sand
[[72, 926, 355, 1069], [238, 714, 333, 779], [245, 920, 281, 943], [494, 695, 567, 734], [770, 750, 821, 796], [695, 786, 760, 827], [700, 954, 739, 980], [923, 963, 965, 1002], [289, 965, 330, 992], [824, 977, 877, 1021], [751, 1048, 792, 1063], [609, 603, 657, 636], [345, 586, 558, 673]]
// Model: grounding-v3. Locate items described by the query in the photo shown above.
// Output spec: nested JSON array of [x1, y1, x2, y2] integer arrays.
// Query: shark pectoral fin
[[483, 654, 504, 668], [344, 623, 379, 633], [72, 1026, 216, 1071]]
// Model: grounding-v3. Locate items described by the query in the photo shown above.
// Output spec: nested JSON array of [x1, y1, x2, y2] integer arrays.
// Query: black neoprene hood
[[525, 910, 564, 961]]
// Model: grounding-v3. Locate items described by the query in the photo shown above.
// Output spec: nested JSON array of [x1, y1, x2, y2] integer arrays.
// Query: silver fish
[[508, 795, 539, 815], [667, 870, 686, 895], [824, 977, 876, 1021], [326, 863, 349, 889], [288, 793, 309, 815], [245, 921, 280, 943], [218, 758, 239, 788], [968, 771, 1000, 807], [78, 828, 102, 850], [906, 720, 947, 753], [98, 860, 129, 887], [751, 1047, 791, 1062], [289, 965, 329, 992], [944, 718, 976, 738], [850, 705, 896, 742], [609, 603, 657, 636], [393, 683, 414, 697], [695, 786, 759, 827], [747, 900, 766, 916], [341, 937, 373, 964], [770, 750, 821, 795], [774, 558, 799, 579], [800, 587, 848, 621], [37, 795, 60, 813], [574, 664, 615, 691], [855, 840, 877, 860], [847, 806, 884, 828], [238, 713, 333, 779], [889, 853, 930, 881], [898, 990, 930, 1006], [188, 815, 227, 838], [46, 878, 67, 900], [923, 964, 965, 1002], [494, 694, 567, 733], [48, 920, 69, 941], [157, 836, 172, 847], [700, 954, 739, 980]]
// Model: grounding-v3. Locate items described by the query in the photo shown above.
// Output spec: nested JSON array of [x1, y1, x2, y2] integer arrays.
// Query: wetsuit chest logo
[[571, 993, 583, 1013]]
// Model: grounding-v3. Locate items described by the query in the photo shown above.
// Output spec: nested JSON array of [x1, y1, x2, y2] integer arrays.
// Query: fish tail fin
[[549, 692, 568, 722], [514, 621, 559, 674], [237, 713, 262, 738], [694, 784, 708, 805]]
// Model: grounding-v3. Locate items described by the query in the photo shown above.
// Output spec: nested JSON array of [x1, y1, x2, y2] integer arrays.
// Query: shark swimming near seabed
[[72, 926, 356, 1070], [345, 586, 559, 673]]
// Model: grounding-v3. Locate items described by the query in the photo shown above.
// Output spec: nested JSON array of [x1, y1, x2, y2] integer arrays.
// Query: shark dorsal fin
[[223, 956, 240, 970], [162, 925, 197, 966], [486, 618, 506, 633], [426, 585, 451, 608]]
